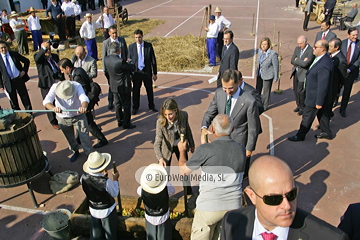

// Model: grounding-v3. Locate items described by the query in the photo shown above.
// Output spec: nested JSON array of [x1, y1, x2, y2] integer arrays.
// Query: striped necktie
[[261, 232, 277, 240], [225, 96, 232, 116]]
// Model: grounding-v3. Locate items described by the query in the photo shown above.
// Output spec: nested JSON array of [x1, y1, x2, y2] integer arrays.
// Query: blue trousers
[[206, 38, 217, 66], [85, 38, 98, 60], [31, 30, 43, 51]]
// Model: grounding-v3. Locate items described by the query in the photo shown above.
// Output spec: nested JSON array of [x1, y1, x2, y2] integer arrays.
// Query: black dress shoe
[[297, 110, 303, 116], [333, 101, 338, 108], [293, 107, 300, 112], [118, 121, 123, 127], [108, 103, 114, 110], [150, 107, 158, 112], [123, 124, 136, 129], [132, 109, 138, 115], [288, 135, 305, 141], [340, 109, 346, 117], [93, 139, 108, 148], [315, 132, 332, 139]]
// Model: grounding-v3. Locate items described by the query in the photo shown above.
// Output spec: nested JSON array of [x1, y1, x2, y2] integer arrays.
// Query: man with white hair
[[178, 114, 246, 240]]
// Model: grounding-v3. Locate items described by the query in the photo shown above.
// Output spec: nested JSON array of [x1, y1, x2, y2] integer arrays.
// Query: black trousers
[[132, 71, 155, 110], [41, 87, 58, 126], [324, 11, 333, 24], [303, 12, 310, 30], [88, 0, 95, 10], [80, 0, 87, 11], [113, 91, 131, 127], [297, 105, 332, 139], [42, 1, 48, 9], [86, 110, 106, 141], [8, 78, 32, 110], [216, 32, 224, 60], [105, 72, 114, 105], [293, 73, 306, 110], [65, 16, 76, 38], [53, 18, 66, 41], [340, 77, 355, 111], [103, 28, 110, 40]]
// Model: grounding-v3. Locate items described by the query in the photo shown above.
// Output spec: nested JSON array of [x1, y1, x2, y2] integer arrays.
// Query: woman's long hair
[[158, 98, 182, 126]]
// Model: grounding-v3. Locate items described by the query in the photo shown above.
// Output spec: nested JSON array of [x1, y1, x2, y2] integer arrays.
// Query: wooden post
[[199, 7, 208, 39], [115, 4, 120, 34], [180, 134, 190, 217], [274, 31, 282, 95], [112, 161, 123, 214], [250, 13, 255, 36], [208, 4, 212, 18], [272, 21, 277, 47]]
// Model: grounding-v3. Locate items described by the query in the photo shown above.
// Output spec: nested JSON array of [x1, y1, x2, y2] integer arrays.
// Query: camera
[[47, 32, 59, 49]]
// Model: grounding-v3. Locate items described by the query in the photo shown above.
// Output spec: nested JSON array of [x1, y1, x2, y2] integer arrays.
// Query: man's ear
[[244, 186, 257, 205], [210, 125, 215, 134]]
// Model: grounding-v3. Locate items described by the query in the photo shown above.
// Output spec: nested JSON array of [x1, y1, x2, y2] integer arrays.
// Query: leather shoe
[[132, 109, 138, 115], [340, 109, 346, 117], [118, 121, 123, 127], [150, 107, 158, 112], [93, 139, 108, 148], [293, 107, 300, 112], [108, 103, 114, 110], [333, 101, 338, 108], [123, 124, 136, 129], [288, 135, 305, 141], [52, 124, 61, 130], [315, 132, 332, 139], [297, 110, 303, 116], [70, 150, 79, 162]]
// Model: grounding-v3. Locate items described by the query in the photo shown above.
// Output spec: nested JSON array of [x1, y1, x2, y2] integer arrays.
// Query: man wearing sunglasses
[[220, 155, 348, 240]]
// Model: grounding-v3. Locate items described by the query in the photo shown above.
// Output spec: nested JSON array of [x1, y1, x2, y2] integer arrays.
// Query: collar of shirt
[[331, 50, 340, 57], [225, 42, 233, 49], [348, 39, 355, 45], [316, 53, 326, 62], [253, 209, 289, 240], [228, 85, 240, 101], [240, 81, 245, 89], [301, 44, 309, 53], [0, 53, 9, 58], [137, 41, 144, 48], [110, 37, 118, 43], [322, 29, 329, 36], [89, 172, 105, 176]]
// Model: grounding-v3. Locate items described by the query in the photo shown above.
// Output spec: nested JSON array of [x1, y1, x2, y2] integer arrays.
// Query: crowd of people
[[0, 2, 359, 240]]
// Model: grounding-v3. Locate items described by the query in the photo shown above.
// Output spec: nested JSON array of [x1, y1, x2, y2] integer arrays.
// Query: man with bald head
[[289, 39, 334, 141], [290, 35, 314, 116], [178, 114, 246, 240], [221, 155, 348, 239], [72, 46, 97, 80]]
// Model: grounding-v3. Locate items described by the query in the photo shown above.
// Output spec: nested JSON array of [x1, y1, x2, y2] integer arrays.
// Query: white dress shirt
[[1, 53, 20, 79], [9, 18, 24, 31], [215, 15, 232, 31], [27, 15, 41, 31], [96, 13, 115, 29], [61, 2, 75, 16], [206, 22, 220, 38], [74, 4, 81, 16], [252, 209, 289, 240], [43, 81, 90, 118], [1, 15, 9, 24], [79, 21, 100, 39]]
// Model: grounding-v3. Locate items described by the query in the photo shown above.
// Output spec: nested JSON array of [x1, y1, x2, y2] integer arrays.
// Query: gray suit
[[256, 49, 279, 110], [202, 88, 260, 152], [217, 43, 239, 88], [72, 54, 97, 80], [314, 30, 337, 45], [291, 44, 315, 111]]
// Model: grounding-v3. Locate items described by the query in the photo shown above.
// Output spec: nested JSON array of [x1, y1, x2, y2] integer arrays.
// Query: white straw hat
[[55, 81, 75, 100], [214, 7, 222, 13], [140, 164, 168, 194], [83, 151, 112, 173]]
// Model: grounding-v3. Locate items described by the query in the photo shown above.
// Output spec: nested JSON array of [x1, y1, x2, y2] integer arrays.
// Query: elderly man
[[27, 7, 43, 51], [9, 11, 28, 55], [102, 26, 128, 110], [43, 80, 92, 162], [46, 0, 66, 42], [291, 36, 315, 116], [178, 114, 246, 240], [314, 21, 337, 45], [288, 40, 334, 141], [340, 3, 358, 28], [214, 7, 231, 61], [61, 0, 76, 38], [72, 46, 97, 80], [221, 156, 349, 239], [96, 7, 115, 39], [79, 13, 100, 60]]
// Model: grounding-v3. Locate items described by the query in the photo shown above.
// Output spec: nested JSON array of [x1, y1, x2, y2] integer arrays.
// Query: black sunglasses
[[250, 186, 298, 206]]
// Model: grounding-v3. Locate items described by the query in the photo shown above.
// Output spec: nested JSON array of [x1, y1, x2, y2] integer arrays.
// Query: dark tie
[[48, 57, 58, 73], [225, 96, 232, 116], [261, 232, 277, 240], [5, 55, 14, 80], [346, 42, 352, 65], [222, 45, 228, 58]]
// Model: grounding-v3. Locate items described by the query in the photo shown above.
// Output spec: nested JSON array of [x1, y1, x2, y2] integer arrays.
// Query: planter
[[70, 195, 197, 239]]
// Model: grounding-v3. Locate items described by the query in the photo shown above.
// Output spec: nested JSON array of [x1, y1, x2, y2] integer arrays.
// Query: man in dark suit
[[0, 41, 32, 110], [221, 155, 348, 240], [340, 27, 360, 117], [314, 21, 337, 45], [291, 35, 315, 116], [128, 29, 158, 114], [34, 41, 63, 129], [338, 203, 360, 240], [324, 0, 336, 23], [216, 30, 239, 88], [59, 58, 108, 148], [104, 42, 136, 130], [201, 69, 261, 160], [328, 38, 347, 108], [288, 40, 334, 141], [46, 0, 66, 42], [102, 26, 128, 110]]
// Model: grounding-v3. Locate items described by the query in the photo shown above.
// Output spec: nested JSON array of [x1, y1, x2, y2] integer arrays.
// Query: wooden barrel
[[0, 113, 46, 186]]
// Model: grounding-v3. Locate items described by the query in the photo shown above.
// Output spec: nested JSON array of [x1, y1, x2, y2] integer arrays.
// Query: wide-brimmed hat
[[140, 164, 168, 194], [71, 0, 77, 3], [214, 7, 222, 13], [55, 81, 75, 99], [29, 7, 37, 13], [84, 13, 92, 18], [83, 151, 112, 173], [9, 11, 19, 17]]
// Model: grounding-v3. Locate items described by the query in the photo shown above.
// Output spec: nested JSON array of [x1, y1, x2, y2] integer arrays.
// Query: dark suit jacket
[[243, 82, 264, 115], [128, 41, 157, 77], [72, 67, 92, 94], [314, 30, 337, 45], [341, 38, 360, 81], [304, 54, 334, 108], [218, 42, 239, 79], [324, 0, 336, 14], [338, 203, 360, 240], [102, 36, 128, 71], [291, 44, 315, 82], [202, 87, 260, 152], [103, 54, 135, 94], [0, 51, 30, 92], [34, 49, 61, 89], [221, 205, 348, 240], [332, 51, 347, 87]]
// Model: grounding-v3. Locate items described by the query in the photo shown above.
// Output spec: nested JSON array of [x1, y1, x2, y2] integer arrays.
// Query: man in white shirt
[[72, 0, 82, 21], [1, 10, 15, 40], [43, 80, 93, 162], [80, 13, 100, 61], [9, 11, 28, 55], [214, 7, 231, 60], [27, 7, 43, 51], [221, 155, 348, 240], [61, 0, 76, 38], [96, 7, 115, 39], [205, 15, 220, 67]]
